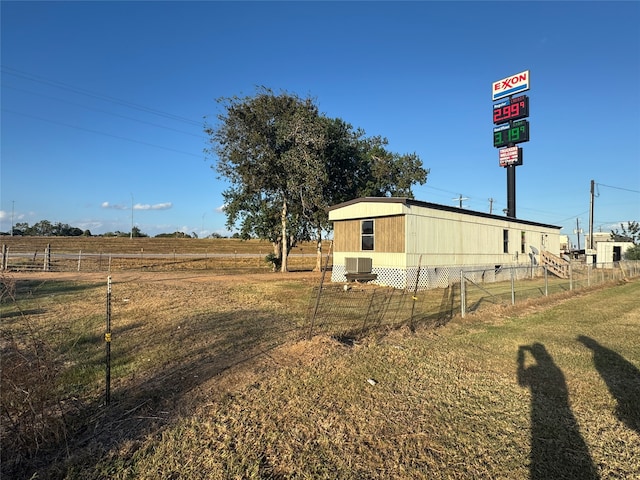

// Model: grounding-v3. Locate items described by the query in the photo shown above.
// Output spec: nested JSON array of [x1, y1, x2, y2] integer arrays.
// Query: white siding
[[328, 202, 409, 221], [329, 198, 562, 287], [596, 241, 634, 265], [403, 204, 559, 267]]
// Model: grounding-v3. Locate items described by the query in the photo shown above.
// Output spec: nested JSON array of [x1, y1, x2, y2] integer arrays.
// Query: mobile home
[[329, 197, 562, 289]]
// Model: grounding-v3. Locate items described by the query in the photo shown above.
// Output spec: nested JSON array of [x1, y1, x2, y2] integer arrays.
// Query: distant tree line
[[4, 220, 90, 237], [0, 221, 235, 239]]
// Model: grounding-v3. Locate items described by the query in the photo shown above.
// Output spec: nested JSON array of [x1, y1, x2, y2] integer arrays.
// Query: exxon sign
[[492, 70, 530, 101]]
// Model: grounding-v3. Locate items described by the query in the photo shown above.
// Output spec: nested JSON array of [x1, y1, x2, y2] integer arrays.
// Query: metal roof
[[328, 197, 562, 230]]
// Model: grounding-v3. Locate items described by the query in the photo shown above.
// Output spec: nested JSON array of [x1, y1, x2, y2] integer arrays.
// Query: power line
[[1, 66, 202, 127], [596, 182, 640, 194], [2, 108, 202, 158], [3, 84, 206, 139]]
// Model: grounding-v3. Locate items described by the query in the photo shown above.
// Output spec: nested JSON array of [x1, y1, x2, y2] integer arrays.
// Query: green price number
[[493, 120, 529, 148], [508, 125, 525, 142]]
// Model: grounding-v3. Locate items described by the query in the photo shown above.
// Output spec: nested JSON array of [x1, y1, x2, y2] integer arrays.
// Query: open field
[[0, 236, 331, 273], [0, 236, 329, 255], [1, 268, 639, 478]]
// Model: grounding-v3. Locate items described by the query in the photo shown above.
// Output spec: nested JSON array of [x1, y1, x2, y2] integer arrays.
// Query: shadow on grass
[[577, 335, 640, 434], [1, 280, 103, 322], [517, 343, 598, 480], [308, 285, 459, 341], [0, 307, 47, 319], [6, 306, 299, 480], [14, 279, 104, 298]]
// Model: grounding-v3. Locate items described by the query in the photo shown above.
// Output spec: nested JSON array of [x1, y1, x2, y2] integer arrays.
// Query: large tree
[[305, 118, 429, 269], [205, 88, 327, 272], [206, 89, 429, 272]]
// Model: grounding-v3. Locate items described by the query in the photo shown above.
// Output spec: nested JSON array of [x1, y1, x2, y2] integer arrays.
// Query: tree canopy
[[205, 88, 429, 272], [11, 220, 86, 237], [610, 221, 639, 244]]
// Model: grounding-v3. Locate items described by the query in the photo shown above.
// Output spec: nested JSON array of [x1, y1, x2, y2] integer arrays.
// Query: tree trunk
[[280, 198, 288, 272], [314, 227, 322, 272], [268, 240, 282, 272]]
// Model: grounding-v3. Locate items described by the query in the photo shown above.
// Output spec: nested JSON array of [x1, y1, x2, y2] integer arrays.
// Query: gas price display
[[493, 120, 529, 148], [493, 95, 529, 125]]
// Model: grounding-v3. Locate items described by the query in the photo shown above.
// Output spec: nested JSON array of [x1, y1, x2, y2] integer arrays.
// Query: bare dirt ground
[[9, 269, 322, 284]]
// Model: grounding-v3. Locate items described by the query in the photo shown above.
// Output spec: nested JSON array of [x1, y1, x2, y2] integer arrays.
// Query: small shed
[[328, 197, 562, 289], [595, 241, 634, 266]]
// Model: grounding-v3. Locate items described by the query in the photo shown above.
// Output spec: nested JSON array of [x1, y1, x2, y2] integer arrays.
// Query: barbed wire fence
[[2, 247, 638, 476]]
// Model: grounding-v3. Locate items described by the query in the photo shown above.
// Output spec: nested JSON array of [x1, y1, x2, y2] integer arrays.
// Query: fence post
[[510, 266, 515, 305], [44, 244, 51, 271], [544, 266, 548, 296], [361, 291, 376, 335], [308, 242, 333, 340], [569, 262, 573, 291], [105, 276, 112, 405], [460, 270, 466, 318], [77, 250, 82, 272], [1, 244, 6, 271], [410, 255, 423, 330]]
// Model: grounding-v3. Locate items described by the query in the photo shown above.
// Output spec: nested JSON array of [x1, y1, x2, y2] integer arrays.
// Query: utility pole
[[589, 180, 595, 250], [574, 218, 583, 251], [10, 201, 14, 236], [453, 194, 468, 208], [488, 198, 494, 214]]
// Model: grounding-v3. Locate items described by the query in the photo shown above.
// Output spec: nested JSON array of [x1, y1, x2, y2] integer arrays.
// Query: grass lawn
[[2, 272, 638, 479]]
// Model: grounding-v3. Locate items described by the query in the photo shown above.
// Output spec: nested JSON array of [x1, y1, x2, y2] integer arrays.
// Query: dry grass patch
[[2, 273, 638, 479], [98, 281, 639, 479]]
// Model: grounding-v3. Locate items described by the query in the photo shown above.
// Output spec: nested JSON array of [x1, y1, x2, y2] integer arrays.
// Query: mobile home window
[[521, 231, 526, 254], [503, 229, 509, 254], [361, 220, 374, 251]]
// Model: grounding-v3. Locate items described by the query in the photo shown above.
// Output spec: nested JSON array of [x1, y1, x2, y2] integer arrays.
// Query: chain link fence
[[307, 260, 640, 339]]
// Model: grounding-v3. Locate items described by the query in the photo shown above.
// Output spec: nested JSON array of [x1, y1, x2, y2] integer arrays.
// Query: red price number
[[493, 96, 529, 125]]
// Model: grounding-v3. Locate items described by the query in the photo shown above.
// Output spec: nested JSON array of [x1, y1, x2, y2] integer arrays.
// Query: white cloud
[[215, 204, 226, 213], [134, 202, 173, 211], [102, 202, 172, 211], [101, 202, 128, 210]]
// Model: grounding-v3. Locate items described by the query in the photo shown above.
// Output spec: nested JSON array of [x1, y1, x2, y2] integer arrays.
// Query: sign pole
[[492, 71, 530, 219], [507, 164, 516, 217]]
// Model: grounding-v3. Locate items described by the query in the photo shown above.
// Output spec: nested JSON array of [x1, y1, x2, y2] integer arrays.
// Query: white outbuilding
[[595, 241, 634, 266]]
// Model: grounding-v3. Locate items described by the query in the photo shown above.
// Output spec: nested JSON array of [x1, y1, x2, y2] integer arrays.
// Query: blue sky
[[1, 1, 639, 246]]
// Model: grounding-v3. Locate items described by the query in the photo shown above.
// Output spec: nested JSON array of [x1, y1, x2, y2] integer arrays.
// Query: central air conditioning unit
[[345, 257, 372, 274]]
